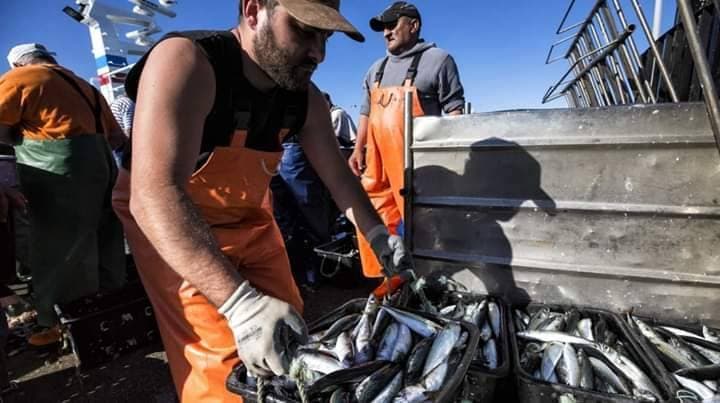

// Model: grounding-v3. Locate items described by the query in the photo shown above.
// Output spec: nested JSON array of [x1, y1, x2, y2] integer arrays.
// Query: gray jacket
[[360, 41, 465, 116]]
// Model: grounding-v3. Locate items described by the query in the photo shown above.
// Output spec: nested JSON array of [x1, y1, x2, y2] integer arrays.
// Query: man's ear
[[242, 0, 262, 29], [410, 19, 420, 35]]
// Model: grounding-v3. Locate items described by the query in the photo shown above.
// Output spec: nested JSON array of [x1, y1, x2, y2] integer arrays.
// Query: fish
[[377, 322, 400, 361], [528, 308, 551, 331], [422, 323, 461, 378], [321, 313, 361, 342], [674, 374, 717, 401], [576, 318, 594, 341], [541, 342, 564, 381], [516, 309, 531, 327], [668, 336, 712, 367], [564, 310, 581, 335], [703, 326, 720, 343], [688, 342, 720, 365], [370, 371, 403, 403], [293, 350, 346, 375], [541, 315, 566, 332], [439, 305, 456, 317], [405, 338, 433, 385], [333, 331, 355, 367], [354, 313, 374, 365], [483, 338, 498, 369], [675, 364, 720, 381], [390, 324, 413, 362], [468, 300, 488, 328], [514, 313, 529, 333], [421, 360, 448, 392], [631, 316, 699, 370], [588, 356, 632, 395], [392, 385, 430, 403], [577, 348, 594, 390], [488, 301, 502, 337], [380, 306, 441, 338], [355, 363, 402, 403], [517, 330, 593, 346], [306, 360, 390, 395], [556, 343, 580, 387], [330, 388, 351, 403], [520, 342, 543, 372], [479, 321, 493, 343], [590, 342, 661, 400]]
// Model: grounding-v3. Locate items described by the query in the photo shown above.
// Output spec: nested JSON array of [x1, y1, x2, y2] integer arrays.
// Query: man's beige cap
[[277, 0, 365, 42]]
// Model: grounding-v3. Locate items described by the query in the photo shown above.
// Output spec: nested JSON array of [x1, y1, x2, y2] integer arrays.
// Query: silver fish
[[392, 385, 429, 403], [294, 350, 345, 374], [591, 342, 661, 400], [390, 324, 413, 362], [377, 322, 400, 361], [669, 337, 712, 367], [632, 316, 699, 369], [688, 342, 720, 365], [488, 301, 502, 338], [514, 313, 529, 333], [322, 313, 361, 342], [528, 308, 551, 331], [577, 348, 594, 390], [576, 318, 594, 341], [541, 342, 564, 381], [421, 360, 448, 392], [588, 356, 632, 395], [405, 337, 433, 385], [354, 313, 374, 365], [703, 326, 720, 343], [370, 371, 403, 403], [556, 343, 580, 387], [381, 306, 440, 338], [468, 300, 489, 328], [515, 309, 531, 326], [483, 337, 498, 369], [480, 321, 493, 343], [440, 305, 457, 317], [517, 330, 593, 346], [330, 388, 351, 403], [703, 380, 718, 392], [674, 374, 716, 400], [541, 315, 566, 333], [355, 363, 401, 403], [333, 331, 355, 367], [422, 323, 461, 378]]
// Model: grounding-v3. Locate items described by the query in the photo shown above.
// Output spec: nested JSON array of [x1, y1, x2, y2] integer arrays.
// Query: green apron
[[15, 131, 126, 326]]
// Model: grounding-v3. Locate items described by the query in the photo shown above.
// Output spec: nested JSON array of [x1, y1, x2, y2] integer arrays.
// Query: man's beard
[[253, 22, 316, 91]]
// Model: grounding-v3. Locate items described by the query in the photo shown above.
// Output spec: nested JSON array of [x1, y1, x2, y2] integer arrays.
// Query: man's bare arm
[[348, 114, 369, 176], [301, 86, 383, 234], [129, 38, 243, 307]]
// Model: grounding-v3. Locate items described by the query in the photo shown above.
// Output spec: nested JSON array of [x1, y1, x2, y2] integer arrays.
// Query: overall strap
[[48, 67, 104, 134], [402, 52, 423, 87], [373, 57, 390, 87]]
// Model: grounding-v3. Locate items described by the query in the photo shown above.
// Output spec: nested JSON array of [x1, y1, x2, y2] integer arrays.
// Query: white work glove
[[219, 281, 307, 377], [367, 225, 413, 277]]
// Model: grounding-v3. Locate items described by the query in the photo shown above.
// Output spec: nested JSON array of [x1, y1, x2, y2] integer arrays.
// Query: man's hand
[[367, 225, 413, 277], [220, 281, 308, 376], [348, 147, 365, 176], [0, 185, 26, 223]]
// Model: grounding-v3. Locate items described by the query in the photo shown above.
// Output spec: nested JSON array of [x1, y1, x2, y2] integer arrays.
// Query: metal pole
[[676, 0, 720, 155], [465, 102, 473, 114], [403, 90, 414, 248], [589, 23, 627, 103], [629, 0, 679, 102], [595, 9, 637, 103], [599, 4, 651, 103], [652, 0, 664, 39]]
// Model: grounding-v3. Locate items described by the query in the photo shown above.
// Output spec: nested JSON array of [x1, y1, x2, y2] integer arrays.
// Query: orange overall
[[357, 54, 426, 278]]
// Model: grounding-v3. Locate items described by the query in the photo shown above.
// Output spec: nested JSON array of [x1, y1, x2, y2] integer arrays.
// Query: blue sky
[[1, 0, 676, 115]]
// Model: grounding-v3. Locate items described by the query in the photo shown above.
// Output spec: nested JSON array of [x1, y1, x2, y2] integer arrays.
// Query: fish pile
[[425, 295, 503, 371], [513, 307, 663, 402], [628, 316, 720, 402], [246, 295, 475, 403]]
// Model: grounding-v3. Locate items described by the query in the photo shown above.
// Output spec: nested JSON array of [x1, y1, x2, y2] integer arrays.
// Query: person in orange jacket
[[111, 0, 413, 401], [349, 1, 465, 278]]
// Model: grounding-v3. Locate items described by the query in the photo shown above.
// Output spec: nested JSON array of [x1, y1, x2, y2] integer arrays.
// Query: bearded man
[[111, 0, 413, 401]]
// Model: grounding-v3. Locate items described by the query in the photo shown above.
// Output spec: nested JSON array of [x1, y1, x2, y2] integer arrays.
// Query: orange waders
[[112, 129, 303, 402], [357, 54, 426, 278]]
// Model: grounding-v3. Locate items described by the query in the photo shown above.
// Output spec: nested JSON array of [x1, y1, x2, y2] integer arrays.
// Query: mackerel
[[355, 363, 401, 403], [541, 342, 563, 381], [422, 323, 461, 378], [405, 338, 433, 385], [517, 330, 593, 346], [483, 338, 498, 369], [556, 343, 580, 387], [380, 306, 440, 338], [588, 356, 632, 395], [674, 374, 716, 401], [390, 324, 413, 362], [576, 318, 594, 341], [488, 301, 502, 337], [577, 348, 594, 390], [370, 371, 403, 403]]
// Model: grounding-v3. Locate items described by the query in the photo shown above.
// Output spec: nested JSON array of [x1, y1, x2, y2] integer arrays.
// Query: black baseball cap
[[369, 2, 421, 32]]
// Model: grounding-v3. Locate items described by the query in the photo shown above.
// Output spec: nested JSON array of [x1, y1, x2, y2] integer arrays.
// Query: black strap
[[374, 57, 390, 85], [49, 67, 104, 134], [404, 52, 423, 84]]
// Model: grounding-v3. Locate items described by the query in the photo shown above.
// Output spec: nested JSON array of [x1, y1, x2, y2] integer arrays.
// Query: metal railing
[[543, 0, 720, 155]]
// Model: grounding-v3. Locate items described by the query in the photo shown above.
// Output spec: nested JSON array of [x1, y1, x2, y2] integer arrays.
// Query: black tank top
[[122, 30, 308, 169]]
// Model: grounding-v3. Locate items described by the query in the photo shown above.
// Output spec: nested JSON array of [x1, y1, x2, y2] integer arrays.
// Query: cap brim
[[279, 0, 365, 42], [370, 16, 391, 32]]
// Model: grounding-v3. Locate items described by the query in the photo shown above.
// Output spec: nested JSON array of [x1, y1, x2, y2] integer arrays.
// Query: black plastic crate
[[227, 298, 480, 402], [509, 303, 676, 403], [54, 281, 160, 369]]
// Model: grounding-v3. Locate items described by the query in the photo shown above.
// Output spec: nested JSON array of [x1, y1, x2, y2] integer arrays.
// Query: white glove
[[367, 225, 413, 277], [219, 281, 307, 376]]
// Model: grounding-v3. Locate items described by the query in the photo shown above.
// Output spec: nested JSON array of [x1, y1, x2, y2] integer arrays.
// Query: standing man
[[324, 92, 357, 147], [0, 44, 127, 346], [112, 0, 412, 401], [350, 1, 465, 277]]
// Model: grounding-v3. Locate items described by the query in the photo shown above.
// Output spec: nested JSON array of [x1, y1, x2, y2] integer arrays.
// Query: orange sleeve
[[0, 70, 27, 127]]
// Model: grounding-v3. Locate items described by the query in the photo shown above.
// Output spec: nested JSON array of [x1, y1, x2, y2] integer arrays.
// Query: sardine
[[528, 308, 551, 331], [333, 331, 355, 367], [422, 323, 461, 378], [541, 315, 566, 333], [556, 343, 580, 387], [576, 318, 594, 341], [355, 363, 401, 403], [294, 350, 345, 374], [479, 321, 493, 342], [488, 301, 502, 338], [688, 342, 720, 365], [518, 330, 593, 346], [577, 348, 594, 390], [591, 342, 661, 400], [380, 306, 440, 338], [377, 322, 400, 361], [390, 324, 413, 362], [370, 371, 403, 403], [632, 316, 698, 370], [669, 336, 712, 367], [421, 360, 447, 392], [405, 338, 433, 385], [354, 312, 374, 365], [588, 356, 632, 395], [674, 374, 716, 401], [392, 385, 429, 403], [514, 313, 529, 333], [483, 338, 498, 369], [541, 342, 564, 381]]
